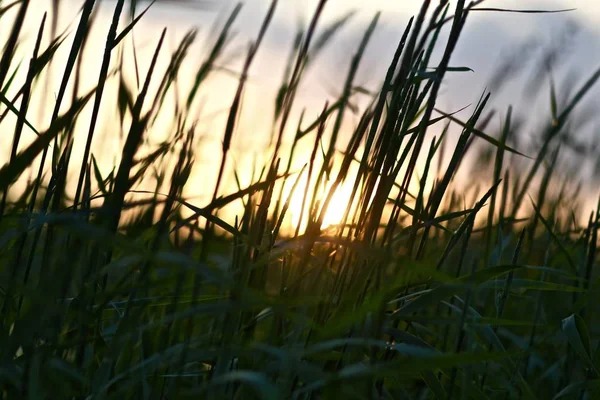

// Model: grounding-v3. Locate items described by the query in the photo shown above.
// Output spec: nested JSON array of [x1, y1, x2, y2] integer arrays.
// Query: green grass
[[0, 0, 598, 398]]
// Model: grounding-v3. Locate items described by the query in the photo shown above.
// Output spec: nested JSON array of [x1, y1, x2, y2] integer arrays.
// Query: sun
[[287, 169, 356, 234]]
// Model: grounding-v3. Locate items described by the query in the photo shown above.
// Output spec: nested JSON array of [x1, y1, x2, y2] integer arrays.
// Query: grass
[[0, 0, 599, 398]]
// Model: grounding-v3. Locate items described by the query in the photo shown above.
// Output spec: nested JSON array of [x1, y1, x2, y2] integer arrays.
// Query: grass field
[[0, 0, 599, 398]]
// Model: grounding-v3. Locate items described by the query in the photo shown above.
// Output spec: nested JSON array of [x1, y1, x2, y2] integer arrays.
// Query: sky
[[4, 0, 600, 226], [130, 0, 600, 119], [94, 0, 600, 177], [23, 1, 600, 137]]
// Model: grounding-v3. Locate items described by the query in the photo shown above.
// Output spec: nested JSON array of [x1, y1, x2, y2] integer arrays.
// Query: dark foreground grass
[[0, 0, 599, 398]]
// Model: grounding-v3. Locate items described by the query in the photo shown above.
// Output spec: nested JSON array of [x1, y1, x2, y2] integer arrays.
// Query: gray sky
[[137, 0, 600, 148], [40, 1, 600, 131]]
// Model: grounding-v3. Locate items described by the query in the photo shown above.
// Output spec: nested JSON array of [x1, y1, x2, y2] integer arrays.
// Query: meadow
[[0, 0, 599, 398]]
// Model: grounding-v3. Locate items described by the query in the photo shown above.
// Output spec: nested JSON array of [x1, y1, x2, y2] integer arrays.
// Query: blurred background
[[2, 0, 600, 228]]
